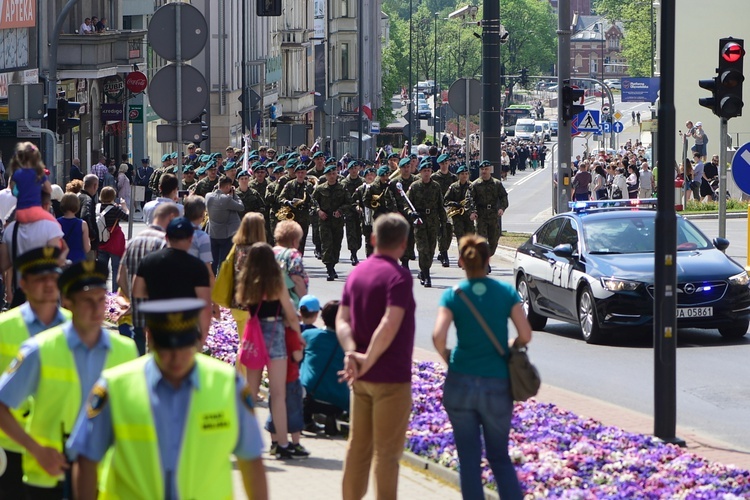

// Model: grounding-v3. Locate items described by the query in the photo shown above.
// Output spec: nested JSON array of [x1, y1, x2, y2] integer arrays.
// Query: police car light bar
[[568, 198, 659, 212]]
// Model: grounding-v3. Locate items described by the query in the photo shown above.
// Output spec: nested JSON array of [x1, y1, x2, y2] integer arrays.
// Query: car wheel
[[517, 274, 547, 330], [718, 320, 749, 339], [578, 286, 605, 344]]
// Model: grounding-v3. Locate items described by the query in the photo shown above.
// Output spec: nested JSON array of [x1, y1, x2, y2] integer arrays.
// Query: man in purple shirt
[[336, 213, 415, 500]]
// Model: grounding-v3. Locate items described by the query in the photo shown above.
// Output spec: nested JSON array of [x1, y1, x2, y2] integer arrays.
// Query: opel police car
[[513, 199, 750, 343]]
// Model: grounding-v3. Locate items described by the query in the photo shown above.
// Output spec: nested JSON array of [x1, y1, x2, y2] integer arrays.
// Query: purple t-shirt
[[340, 254, 415, 383], [12, 168, 47, 210]]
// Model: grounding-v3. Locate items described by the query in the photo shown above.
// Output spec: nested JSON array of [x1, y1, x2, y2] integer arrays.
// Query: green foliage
[[594, 0, 654, 77], [683, 199, 749, 212]]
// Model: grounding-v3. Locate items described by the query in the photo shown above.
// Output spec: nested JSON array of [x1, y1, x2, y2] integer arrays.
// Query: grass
[[499, 232, 531, 249], [681, 199, 749, 213]]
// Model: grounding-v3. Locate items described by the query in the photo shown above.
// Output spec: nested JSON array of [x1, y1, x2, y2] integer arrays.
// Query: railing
[[57, 30, 147, 71]]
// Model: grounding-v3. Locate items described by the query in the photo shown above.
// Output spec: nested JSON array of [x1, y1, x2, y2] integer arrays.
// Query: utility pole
[[357, 0, 364, 159], [480, 0, 502, 177], [556, 0, 572, 214]]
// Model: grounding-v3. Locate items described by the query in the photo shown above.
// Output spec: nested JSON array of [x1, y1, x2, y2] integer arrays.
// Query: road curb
[[401, 450, 499, 500], [682, 212, 748, 220]]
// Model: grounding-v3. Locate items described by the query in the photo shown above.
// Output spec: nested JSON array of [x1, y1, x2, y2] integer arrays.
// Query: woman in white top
[[611, 167, 628, 199], [116, 164, 131, 207]]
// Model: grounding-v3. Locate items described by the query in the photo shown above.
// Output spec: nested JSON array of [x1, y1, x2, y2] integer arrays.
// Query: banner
[[621, 78, 660, 104], [0, 0, 35, 29]]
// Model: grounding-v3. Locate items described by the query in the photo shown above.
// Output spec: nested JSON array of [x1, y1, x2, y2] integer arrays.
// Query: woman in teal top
[[433, 235, 532, 500]]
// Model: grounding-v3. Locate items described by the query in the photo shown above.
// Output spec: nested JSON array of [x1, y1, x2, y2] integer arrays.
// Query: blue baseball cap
[[299, 295, 321, 312]]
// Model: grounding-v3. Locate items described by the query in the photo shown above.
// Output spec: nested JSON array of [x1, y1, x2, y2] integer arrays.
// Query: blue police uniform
[[67, 356, 264, 499], [17, 302, 68, 337]]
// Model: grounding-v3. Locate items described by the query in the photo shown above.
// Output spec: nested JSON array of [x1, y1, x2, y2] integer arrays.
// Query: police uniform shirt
[[17, 302, 68, 337], [66, 357, 264, 499], [0, 322, 115, 412]]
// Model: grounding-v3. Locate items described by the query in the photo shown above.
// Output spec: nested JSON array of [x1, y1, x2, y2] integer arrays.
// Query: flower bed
[[408, 361, 750, 498]]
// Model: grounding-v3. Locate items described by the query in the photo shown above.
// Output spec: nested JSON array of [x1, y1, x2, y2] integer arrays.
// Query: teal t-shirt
[[439, 278, 520, 379]]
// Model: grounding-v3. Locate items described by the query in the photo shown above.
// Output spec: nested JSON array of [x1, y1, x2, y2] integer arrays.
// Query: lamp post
[[434, 12, 439, 144], [408, 0, 414, 149]]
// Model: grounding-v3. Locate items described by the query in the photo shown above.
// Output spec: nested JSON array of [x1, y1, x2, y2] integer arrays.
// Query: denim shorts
[[265, 379, 305, 434], [260, 319, 287, 360]]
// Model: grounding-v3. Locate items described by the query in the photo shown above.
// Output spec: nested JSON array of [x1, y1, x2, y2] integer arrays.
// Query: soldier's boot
[[401, 258, 410, 270], [315, 248, 322, 260], [423, 271, 432, 288], [441, 251, 450, 268], [326, 264, 336, 281], [417, 271, 424, 285], [350, 252, 359, 266]]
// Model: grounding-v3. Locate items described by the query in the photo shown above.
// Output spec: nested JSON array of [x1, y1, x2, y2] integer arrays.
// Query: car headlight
[[728, 271, 749, 286], [600, 277, 640, 292]]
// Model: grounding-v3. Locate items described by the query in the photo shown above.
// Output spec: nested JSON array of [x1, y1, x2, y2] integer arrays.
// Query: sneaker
[[268, 441, 278, 456], [290, 443, 310, 458], [304, 421, 325, 434], [275, 444, 295, 459]]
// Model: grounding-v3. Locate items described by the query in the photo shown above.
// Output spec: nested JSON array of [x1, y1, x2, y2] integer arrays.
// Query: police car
[[513, 199, 750, 343]]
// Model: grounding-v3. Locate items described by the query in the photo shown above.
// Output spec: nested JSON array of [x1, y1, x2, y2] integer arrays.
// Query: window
[[341, 0, 349, 17], [575, 54, 583, 70], [590, 53, 598, 74], [341, 43, 349, 80], [535, 219, 565, 248], [558, 219, 579, 250]]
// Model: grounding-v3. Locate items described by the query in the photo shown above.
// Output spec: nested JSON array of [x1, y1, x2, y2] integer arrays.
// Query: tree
[[594, 0, 654, 77]]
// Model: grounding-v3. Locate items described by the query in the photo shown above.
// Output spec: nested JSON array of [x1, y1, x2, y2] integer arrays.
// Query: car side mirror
[[713, 237, 730, 252], [552, 243, 575, 258]]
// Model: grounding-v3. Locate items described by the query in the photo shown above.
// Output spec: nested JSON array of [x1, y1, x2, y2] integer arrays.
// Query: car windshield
[[582, 215, 713, 254], [517, 123, 535, 132]]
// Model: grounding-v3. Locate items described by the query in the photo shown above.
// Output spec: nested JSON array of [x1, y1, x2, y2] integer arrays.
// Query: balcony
[[57, 30, 147, 79]]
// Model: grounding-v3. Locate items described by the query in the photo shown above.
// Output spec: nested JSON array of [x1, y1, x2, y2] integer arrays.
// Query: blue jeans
[[442, 371, 523, 500], [210, 237, 233, 275], [96, 250, 121, 293]]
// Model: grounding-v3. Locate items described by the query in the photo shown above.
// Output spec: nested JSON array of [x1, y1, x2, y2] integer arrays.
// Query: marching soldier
[[237, 169, 266, 216], [191, 159, 220, 197], [352, 167, 378, 258], [431, 153, 457, 267], [68, 298, 268, 500], [0, 260, 138, 497], [278, 163, 316, 256], [389, 158, 418, 269], [249, 162, 270, 199], [182, 164, 197, 190], [306, 154, 325, 259], [307, 151, 327, 178], [386, 153, 400, 175], [470, 160, 509, 273], [407, 160, 446, 287], [340, 160, 364, 266], [0, 247, 71, 497], [444, 164, 475, 245], [148, 153, 171, 196], [313, 165, 350, 280], [265, 163, 286, 243]]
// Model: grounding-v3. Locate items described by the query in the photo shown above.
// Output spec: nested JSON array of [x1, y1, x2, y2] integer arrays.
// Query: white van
[[535, 120, 551, 141], [515, 118, 536, 140]]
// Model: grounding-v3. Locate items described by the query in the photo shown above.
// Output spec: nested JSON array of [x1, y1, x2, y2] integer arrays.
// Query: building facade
[[571, 15, 628, 84]]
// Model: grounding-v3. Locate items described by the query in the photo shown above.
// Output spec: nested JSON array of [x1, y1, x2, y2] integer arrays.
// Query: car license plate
[[676, 307, 713, 318]]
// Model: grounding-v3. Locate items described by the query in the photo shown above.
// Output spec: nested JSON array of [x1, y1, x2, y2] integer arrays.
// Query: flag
[[252, 118, 261, 138], [355, 103, 373, 121]]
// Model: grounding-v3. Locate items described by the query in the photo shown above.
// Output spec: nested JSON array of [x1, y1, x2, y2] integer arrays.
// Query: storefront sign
[[101, 103, 124, 121], [125, 71, 148, 93], [0, 0, 36, 29], [102, 76, 125, 100], [129, 105, 143, 123]]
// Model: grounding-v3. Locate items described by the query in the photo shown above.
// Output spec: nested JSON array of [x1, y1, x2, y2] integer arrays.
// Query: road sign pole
[[175, 2, 183, 190], [557, 0, 572, 214], [465, 78, 469, 153], [719, 118, 728, 238]]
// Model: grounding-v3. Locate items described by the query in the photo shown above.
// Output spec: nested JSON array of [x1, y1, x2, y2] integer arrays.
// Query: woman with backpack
[[96, 186, 129, 292]]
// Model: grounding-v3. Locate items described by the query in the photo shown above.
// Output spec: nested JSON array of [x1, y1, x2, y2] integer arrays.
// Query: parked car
[[535, 120, 551, 141], [550, 120, 559, 136], [513, 200, 750, 343], [515, 118, 536, 141], [418, 102, 432, 119]]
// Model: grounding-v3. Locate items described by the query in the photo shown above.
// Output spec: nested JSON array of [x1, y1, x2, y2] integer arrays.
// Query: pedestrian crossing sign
[[576, 110, 600, 132]]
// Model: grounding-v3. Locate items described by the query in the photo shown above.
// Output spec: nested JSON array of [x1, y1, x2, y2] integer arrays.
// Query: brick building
[[570, 15, 628, 84]]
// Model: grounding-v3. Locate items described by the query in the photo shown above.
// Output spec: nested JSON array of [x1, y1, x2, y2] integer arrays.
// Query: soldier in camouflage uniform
[[278, 163, 316, 256], [182, 164, 197, 190], [444, 164, 475, 245], [236, 169, 265, 215], [352, 167, 377, 257], [307, 151, 327, 179], [386, 152, 400, 175], [362, 166, 397, 220], [431, 153, 457, 267], [148, 153, 171, 195], [470, 160, 509, 273], [340, 160, 364, 265], [265, 163, 285, 244], [389, 157, 418, 268], [248, 162, 270, 198], [222, 160, 240, 188], [407, 160, 447, 287], [312, 164, 351, 280], [191, 160, 220, 197], [305, 152, 326, 259]]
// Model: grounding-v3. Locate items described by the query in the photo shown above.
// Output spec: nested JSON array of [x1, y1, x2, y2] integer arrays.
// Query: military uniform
[[407, 166, 446, 287], [312, 167, 351, 280], [444, 176, 475, 244], [341, 167, 364, 264], [470, 171, 509, 257], [431, 159, 458, 266], [236, 185, 265, 215], [389, 160, 419, 266], [265, 165, 286, 244], [361, 175, 397, 220], [352, 180, 374, 257], [66, 299, 265, 499], [278, 176, 316, 256], [191, 175, 219, 197]]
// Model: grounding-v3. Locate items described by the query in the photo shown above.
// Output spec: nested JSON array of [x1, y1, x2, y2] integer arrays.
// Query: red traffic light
[[722, 42, 745, 63]]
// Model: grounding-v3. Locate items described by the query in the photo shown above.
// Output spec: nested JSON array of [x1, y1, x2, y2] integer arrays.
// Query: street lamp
[[434, 12, 438, 144]]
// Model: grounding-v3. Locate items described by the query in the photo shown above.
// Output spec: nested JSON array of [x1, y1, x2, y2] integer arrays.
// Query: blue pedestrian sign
[[612, 121, 625, 133], [576, 110, 600, 132], [602, 122, 612, 133], [731, 142, 750, 195]]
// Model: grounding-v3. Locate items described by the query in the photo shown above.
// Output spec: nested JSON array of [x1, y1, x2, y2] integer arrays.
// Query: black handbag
[[456, 288, 541, 401]]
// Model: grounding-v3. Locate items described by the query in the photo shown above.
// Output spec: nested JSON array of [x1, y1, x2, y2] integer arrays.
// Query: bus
[[503, 104, 537, 136]]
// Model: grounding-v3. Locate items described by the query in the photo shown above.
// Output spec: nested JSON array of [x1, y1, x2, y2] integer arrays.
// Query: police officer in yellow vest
[[67, 298, 268, 500], [0, 247, 71, 497], [0, 259, 137, 498]]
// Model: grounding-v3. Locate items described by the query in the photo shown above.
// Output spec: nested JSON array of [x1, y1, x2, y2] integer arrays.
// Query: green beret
[[196, 166, 207, 175], [313, 151, 325, 159], [409, 153, 417, 160], [294, 163, 308, 172], [326, 157, 337, 165], [161, 153, 171, 162], [376, 166, 390, 176], [364, 167, 376, 175], [237, 169, 251, 178], [479, 160, 492, 168], [249, 150, 258, 157], [248, 154, 260, 161], [388, 153, 400, 160], [418, 160, 433, 172], [199, 154, 212, 163], [437, 153, 450, 163], [252, 162, 266, 172], [323, 165, 337, 174], [286, 159, 299, 169], [170, 152, 178, 159], [347, 160, 359, 170], [398, 157, 411, 168], [205, 159, 217, 170], [277, 153, 288, 162], [223, 161, 237, 171], [455, 164, 468, 173], [272, 164, 285, 174]]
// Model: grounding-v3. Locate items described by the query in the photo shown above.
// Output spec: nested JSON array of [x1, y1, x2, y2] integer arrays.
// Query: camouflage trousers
[[475, 212, 501, 256], [319, 218, 345, 265], [415, 219, 440, 272]]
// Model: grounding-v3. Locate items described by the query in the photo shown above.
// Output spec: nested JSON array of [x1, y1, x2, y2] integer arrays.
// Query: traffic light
[[190, 109, 209, 145], [561, 84, 585, 121], [700, 37, 745, 119], [257, 0, 281, 16], [520, 68, 529, 86], [55, 99, 81, 135]]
